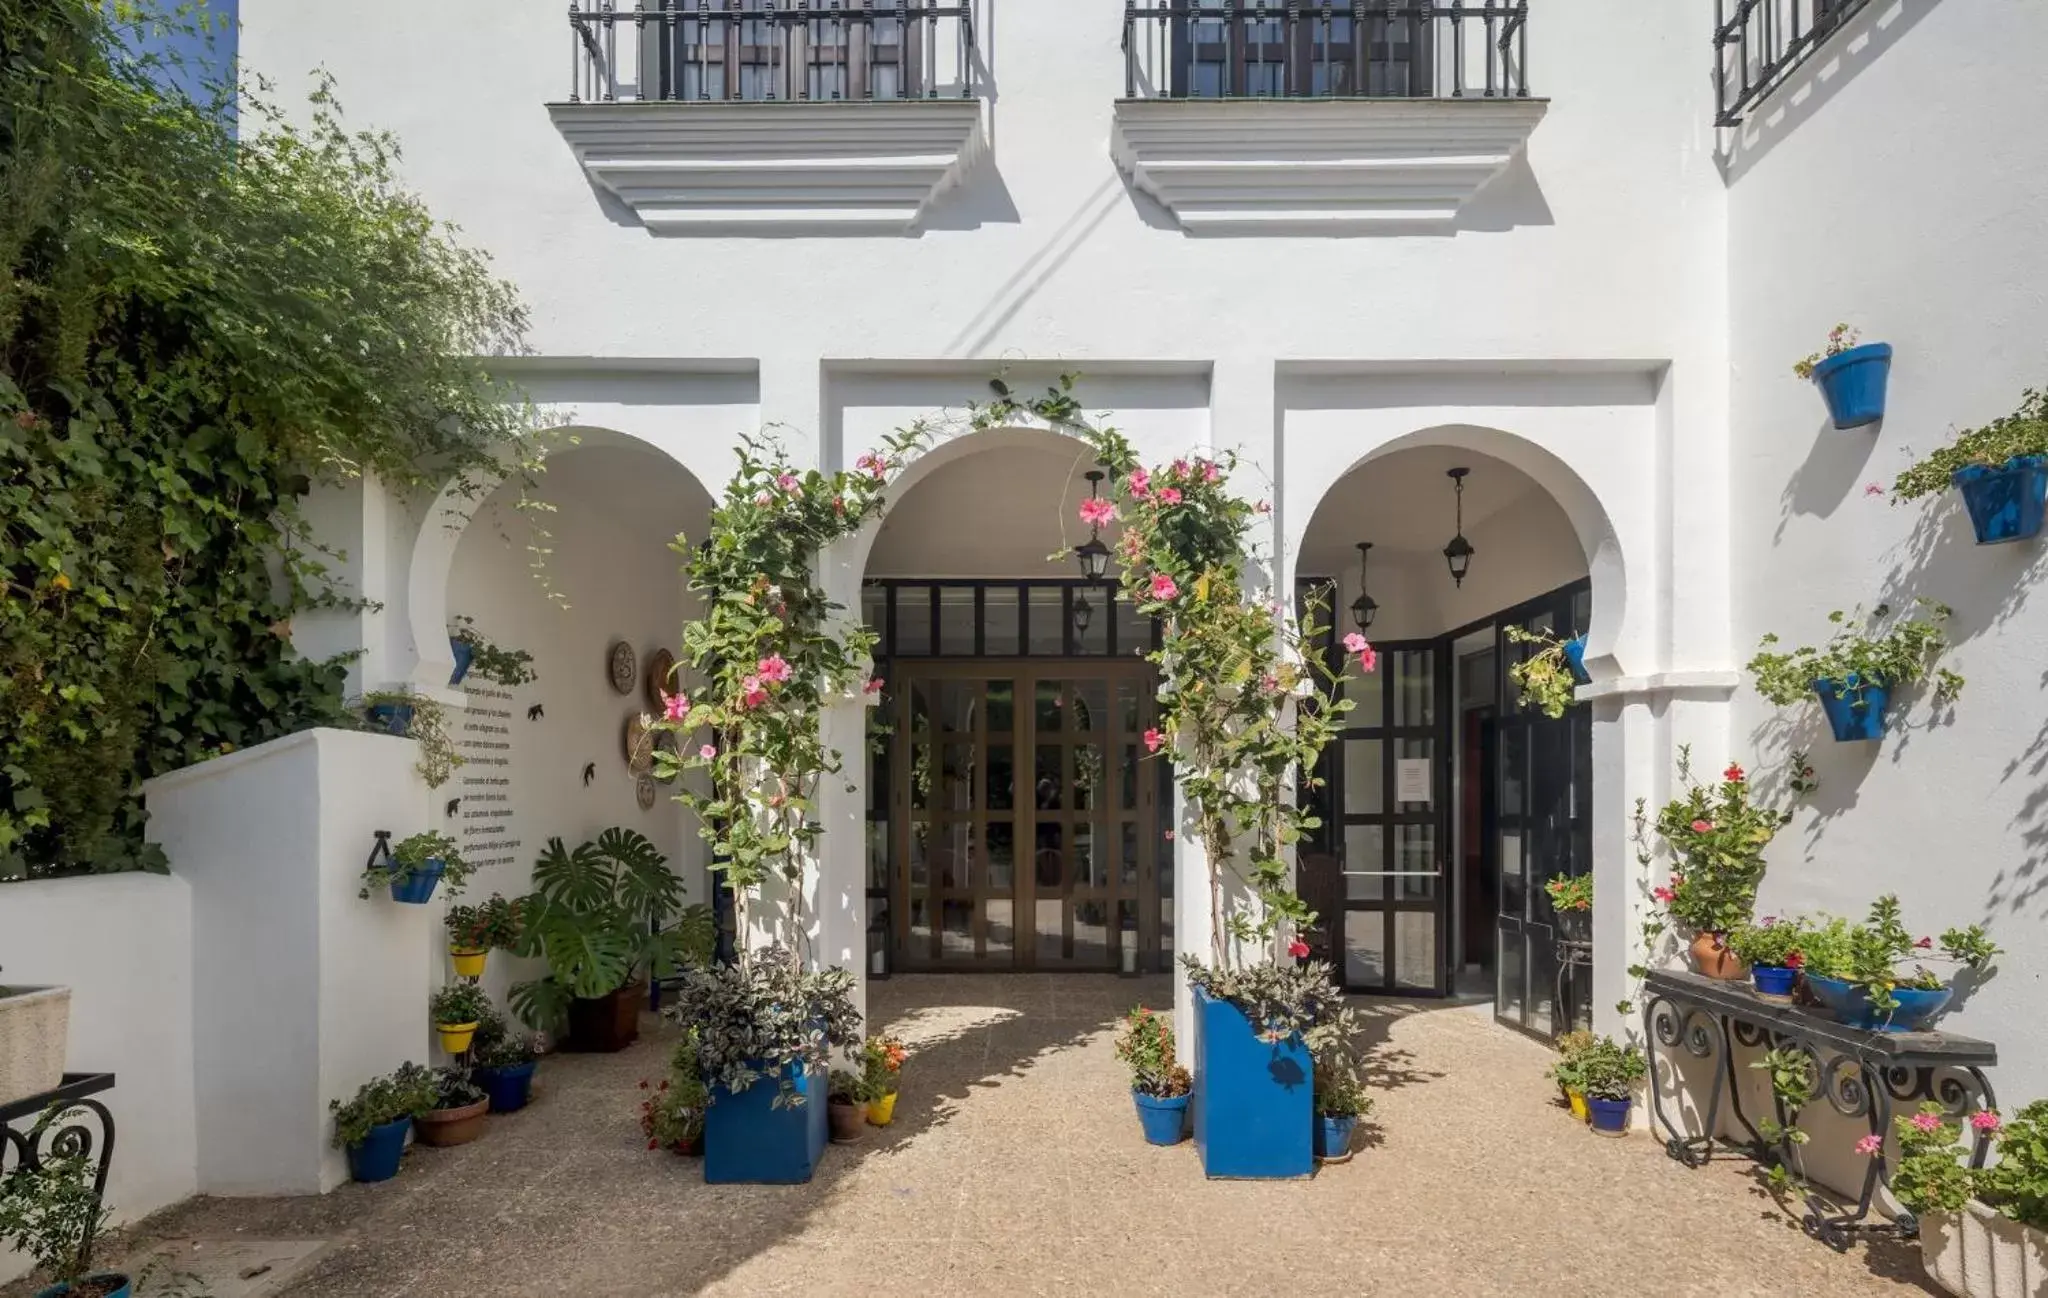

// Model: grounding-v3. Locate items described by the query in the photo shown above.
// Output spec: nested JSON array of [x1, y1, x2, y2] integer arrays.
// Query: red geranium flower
[[1723, 763, 1745, 783], [1785, 951, 1805, 969]]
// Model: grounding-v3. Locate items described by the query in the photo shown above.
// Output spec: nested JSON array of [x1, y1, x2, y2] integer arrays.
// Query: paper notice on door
[[1395, 757, 1431, 804]]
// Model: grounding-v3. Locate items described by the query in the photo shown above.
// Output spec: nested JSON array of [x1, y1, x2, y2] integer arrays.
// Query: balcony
[[548, 1, 984, 234], [1112, 2, 1546, 232], [1714, 0, 1870, 127]]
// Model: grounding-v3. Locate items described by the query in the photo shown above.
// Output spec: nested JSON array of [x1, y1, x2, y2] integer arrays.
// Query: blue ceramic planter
[[1805, 975, 1952, 1032], [1562, 638, 1591, 686], [1133, 1090, 1190, 1145], [1752, 965, 1798, 999], [475, 1061, 537, 1114], [1587, 1096, 1632, 1135], [1314, 1113, 1357, 1162], [1954, 455, 2048, 545], [1810, 342, 1892, 429], [347, 1116, 412, 1183], [388, 858, 446, 905], [1813, 676, 1889, 742], [449, 637, 476, 686], [35, 1276, 131, 1298], [1191, 988, 1312, 1180], [365, 702, 415, 736], [704, 1062, 828, 1184]]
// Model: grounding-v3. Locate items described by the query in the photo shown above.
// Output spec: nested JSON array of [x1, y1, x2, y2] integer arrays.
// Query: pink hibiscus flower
[[1156, 487, 1183, 506], [1128, 467, 1151, 498], [1652, 886, 1675, 904], [753, 490, 775, 507], [1357, 645, 1378, 674], [662, 691, 690, 722], [776, 472, 802, 495], [1343, 632, 1369, 654], [1855, 1134, 1883, 1156], [863, 677, 885, 695], [1203, 462, 1221, 483], [1149, 573, 1179, 601], [1143, 728, 1164, 753], [1078, 496, 1116, 528], [1691, 819, 1713, 834], [756, 654, 792, 684], [854, 451, 888, 481]]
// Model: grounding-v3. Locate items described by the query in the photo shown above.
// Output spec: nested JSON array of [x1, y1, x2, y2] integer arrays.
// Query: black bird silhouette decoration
[[582, 762, 596, 787], [528, 703, 545, 721], [445, 798, 461, 819]]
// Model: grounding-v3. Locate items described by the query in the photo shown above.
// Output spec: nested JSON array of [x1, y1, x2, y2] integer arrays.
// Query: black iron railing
[[1714, 0, 1868, 126], [566, 0, 977, 104], [1121, 2, 1529, 101]]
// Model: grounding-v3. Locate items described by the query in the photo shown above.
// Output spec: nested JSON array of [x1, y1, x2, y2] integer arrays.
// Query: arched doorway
[[1296, 441, 1598, 1037], [856, 434, 1172, 974]]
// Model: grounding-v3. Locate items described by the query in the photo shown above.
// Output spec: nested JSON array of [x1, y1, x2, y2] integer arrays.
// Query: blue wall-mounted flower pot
[[1751, 965, 1798, 1000], [1810, 342, 1892, 429], [474, 1061, 537, 1114], [704, 1062, 829, 1184], [1562, 638, 1592, 686], [346, 1116, 413, 1183], [35, 1275, 132, 1298], [1805, 975, 1952, 1032], [448, 637, 476, 687], [365, 702, 415, 737], [1132, 1090, 1189, 1146], [388, 858, 446, 905], [1813, 676, 1889, 742], [1587, 1096, 1633, 1135], [1314, 1113, 1358, 1162], [1191, 987, 1312, 1180], [1954, 455, 2048, 545]]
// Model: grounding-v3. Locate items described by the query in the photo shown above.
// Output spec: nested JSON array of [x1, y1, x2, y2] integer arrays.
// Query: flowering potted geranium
[[1550, 1029, 1595, 1121], [1114, 1006, 1192, 1146], [1728, 916, 1809, 1002], [860, 1035, 906, 1127], [1544, 873, 1591, 944], [1576, 1036, 1647, 1136], [1797, 896, 1999, 1032], [469, 1008, 541, 1114], [1892, 386, 2048, 545], [1641, 751, 1789, 979], [429, 981, 492, 1056], [443, 893, 519, 979], [1747, 602, 1962, 743], [1795, 323, 1892, 429], [1885, 1099, 2046, 1298]]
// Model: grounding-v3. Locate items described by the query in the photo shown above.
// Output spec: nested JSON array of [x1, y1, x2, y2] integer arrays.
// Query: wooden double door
[[886, 660, 1162, 971]]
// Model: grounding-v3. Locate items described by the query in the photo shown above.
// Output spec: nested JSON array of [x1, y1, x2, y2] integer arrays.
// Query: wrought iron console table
[[0, 1073, 117, 1197], [1642, 970, 1995, 1251]]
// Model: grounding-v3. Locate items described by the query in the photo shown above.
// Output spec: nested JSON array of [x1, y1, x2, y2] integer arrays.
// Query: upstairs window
[[1176, 3, 1434, 99], [637, 0, 926, 102]]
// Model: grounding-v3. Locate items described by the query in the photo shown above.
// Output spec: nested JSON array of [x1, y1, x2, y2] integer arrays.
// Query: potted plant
[[1543, 872, 1592, 944], [468, 1009, 541, 1114], [1113, 1006, 1192, 1147], [1504, 625, 1588, 718], [354, 690, 463, 789], [507, 828, 713, 1052], [826, 1069, 872, 1145], [0, 975, 71, 1109], [1183, 958, 1351, 1179], [360, 830, 470, 905], [430, 982, 493, 1056], [413, 1068, 490, 1148], [444, 894, 519, 979], [1893, 1099, 2048, 1298], [1550, 1029, 1595, 1121], [1728, 916, 1809, 1002], [0, 1137, 126, 1298], [448, 615, 538, 690], [1892, 386, 2048, 545], [1577, 1036, 1647, 1137], [1310, 1037, 1373, 1166], [1642, 752, 1789, 979], [860, 1035, 906, 1128], [329, 1063, 439, 1183], [639, 1039, 709, 1156], [665, 951, 863, 1185], [1798, 895, 1999, 1032], [1794, 323, 1892, 429], [1747, 601, 1963, 743]]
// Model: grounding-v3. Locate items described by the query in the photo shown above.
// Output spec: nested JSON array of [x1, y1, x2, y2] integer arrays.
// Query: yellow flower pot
[[449, 946, 488, 979], [1567, 1088, 1589, 1123], [865, 1091, 898, 1127], [437, 1021, 479, 1055]]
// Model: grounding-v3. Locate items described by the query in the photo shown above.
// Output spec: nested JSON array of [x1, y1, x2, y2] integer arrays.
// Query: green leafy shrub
[[329, 1063, 438, 1148], [664, 952, 862, 1107], [1746, 602, 1963, 713], [0, 1140, 107, 1291], [1113, 1006, 1190, 1098], [430, 982, 493, 1028], [1797, 895, 1999, 1014], [1893, 387, 2048, 502], [1550, 1029, 1596, 1093], [1575, 1036, 1647, 1101]]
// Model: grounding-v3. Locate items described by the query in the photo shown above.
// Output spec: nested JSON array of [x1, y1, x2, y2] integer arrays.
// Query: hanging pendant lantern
[[1443, 467, 1475, 588], [1075, 469, 1112, 580], [1350, 542, 1378, 630]]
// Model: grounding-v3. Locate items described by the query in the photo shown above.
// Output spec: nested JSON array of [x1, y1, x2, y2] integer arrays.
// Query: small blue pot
[[1810, 342, 1892, 429], [1812, 675, 1889, 742], [475, 1061, 537, 1114], [346, 1116, 412, 1183], [1314, 1113, 1357, 1161], [1132, 1090, 1189, 1146], [1587, 1096, 1632, 1135], [35, 1277, 132, 1298], [1752, 965, 1798, 999], [1954, 455, 2048, 545], [1562, 638, 1591, 686], [1805, 974, 1952, 1032], [365, 702, 415, 736], [449, 637, 476, 686], [388, 858, 446, 905]]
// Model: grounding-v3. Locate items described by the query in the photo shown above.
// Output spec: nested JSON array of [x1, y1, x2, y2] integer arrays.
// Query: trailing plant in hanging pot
[[354, 690, 464, 788], [1747, 601, 1963, 742], [361, 830, 470, 903], [1636, 749, 1792, 979], [1794, 323, 1892, 430], [447, 616, 538, 689], [1505, 626, 1588, 718], [1892, 386, 2048, 545]]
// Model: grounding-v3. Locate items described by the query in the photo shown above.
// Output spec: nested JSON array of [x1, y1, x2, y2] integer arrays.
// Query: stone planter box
[[1922, 1201, 2048, 1298], [0, 985, 71, 1107]]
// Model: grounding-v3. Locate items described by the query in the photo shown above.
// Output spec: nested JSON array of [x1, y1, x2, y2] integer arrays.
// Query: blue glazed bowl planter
[[346, 1116, 413, 1183], [1804, 975, 1953, 1033], [1810, 342, 1893, 430], [34, 1276, 132, 1298], [448, 637, 476, 687], [388, 857, 446, 905], [1191, 988, 1313, 1180], [703, 1062, 829, 1184], [1954, 456, 2048, 545], [1751, 965, 1798, 1002], [1812, 676, 1889, 742], [1586, 1096, 1632, 1137], [1314, 1113, 1358, 1164], [1562, 638, 1592, 686], [1133, 1090, 1190, 1146], [475, 1061, 538, 1114]]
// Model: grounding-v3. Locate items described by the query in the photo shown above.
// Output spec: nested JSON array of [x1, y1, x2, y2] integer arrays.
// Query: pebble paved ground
[[42, 975, 1940, 1297]]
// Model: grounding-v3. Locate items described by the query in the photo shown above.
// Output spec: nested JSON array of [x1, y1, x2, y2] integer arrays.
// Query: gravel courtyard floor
[[53, 975, 1939, 1297]]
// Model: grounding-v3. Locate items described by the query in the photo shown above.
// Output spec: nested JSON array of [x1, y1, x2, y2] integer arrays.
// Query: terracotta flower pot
[[827, 1098, 867, 1145], [1689, 931, 1747, 981], [563, 982, 643, 1053], [414, 1096, 490, 1147]]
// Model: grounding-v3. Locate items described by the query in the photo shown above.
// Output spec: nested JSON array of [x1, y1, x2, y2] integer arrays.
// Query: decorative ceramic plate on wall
[[636, 775, 658, 811], [645, 648, 676, 709], [623, 714, 654, 776], [608, 640, 636, 695]]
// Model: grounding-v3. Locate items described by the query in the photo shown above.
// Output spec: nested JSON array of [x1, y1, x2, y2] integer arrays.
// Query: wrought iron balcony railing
[[1120, 1, 1529, 102], [566, 0, 978, 104], [1714, 0, 1868, 126]]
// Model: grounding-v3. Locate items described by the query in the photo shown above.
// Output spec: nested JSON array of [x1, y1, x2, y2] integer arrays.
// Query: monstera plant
[[508, 828, 713, 1035]]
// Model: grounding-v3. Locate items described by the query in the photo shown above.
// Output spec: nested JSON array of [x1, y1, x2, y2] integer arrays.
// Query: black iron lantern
[[1073, 591, 1095, 635], [1350, 541, 1378, 631], [1074, 469, 1113, 581], [1442, 467, 1475, 588]]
